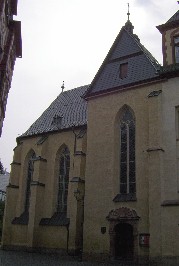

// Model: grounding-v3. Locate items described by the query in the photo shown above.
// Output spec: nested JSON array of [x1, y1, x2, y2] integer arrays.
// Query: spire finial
[[127, 3, 130, 21], [61, 81, 65, 92]]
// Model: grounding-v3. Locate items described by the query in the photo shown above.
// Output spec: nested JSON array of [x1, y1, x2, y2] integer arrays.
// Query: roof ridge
[[85, 26, 160, 98], [128, 29, 160, 68], [127, 29, 160, 71], [58, 84, 90, 96], [20, 85, 89, 138], [166, 9, 179, 24]]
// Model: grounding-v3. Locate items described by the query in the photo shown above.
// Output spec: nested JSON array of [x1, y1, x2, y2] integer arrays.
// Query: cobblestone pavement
[[0, 250, 145, 266]]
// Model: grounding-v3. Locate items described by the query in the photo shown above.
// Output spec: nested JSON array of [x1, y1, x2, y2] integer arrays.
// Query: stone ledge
[[113, 193, 137, 202], [74, 151, 86, 156], [12, 211, 29, 225], [161, 200, 179, 206], [39, 212, 70, 226], [7, 183, 19, 189], [147, 147, 164, 152], [70, 177, 85, 183], [10, 161, 21, 165], [31, 181, 45, 187]]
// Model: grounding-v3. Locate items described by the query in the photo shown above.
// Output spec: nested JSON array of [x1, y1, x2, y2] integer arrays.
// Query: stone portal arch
[[106, 207, 140, 259]]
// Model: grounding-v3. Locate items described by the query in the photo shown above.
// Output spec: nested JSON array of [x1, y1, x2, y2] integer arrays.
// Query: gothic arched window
[[57, 147, 70, 213], [25, 151, 36, 212], [120, 108, 135, 195]]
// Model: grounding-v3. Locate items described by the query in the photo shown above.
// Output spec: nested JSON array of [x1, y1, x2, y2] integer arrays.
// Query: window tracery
[[57, 147, 70, 213], [25, 151, 36, 212], [120, 108, 136, 195]]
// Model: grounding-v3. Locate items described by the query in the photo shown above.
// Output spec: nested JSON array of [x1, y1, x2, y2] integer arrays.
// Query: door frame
[[107, 207, 140, 259]]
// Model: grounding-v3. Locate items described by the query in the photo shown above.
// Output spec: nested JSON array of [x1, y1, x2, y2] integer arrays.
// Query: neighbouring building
[[0, 170, 10, 201], [0, 0, 22, 137], [2, 8, 179, 265]]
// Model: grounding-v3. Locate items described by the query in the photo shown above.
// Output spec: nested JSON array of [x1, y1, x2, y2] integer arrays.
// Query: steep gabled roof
[[21, 85, 89, 138], [167, 10, 179, 24], [85, 22, 160, 99], [157, 10, 179, 33]]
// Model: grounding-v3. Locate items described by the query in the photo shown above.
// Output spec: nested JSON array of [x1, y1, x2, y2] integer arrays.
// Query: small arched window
[[57, 147, 70, 213], [120, 108, 135, 195], [25, 151, 36, 212]]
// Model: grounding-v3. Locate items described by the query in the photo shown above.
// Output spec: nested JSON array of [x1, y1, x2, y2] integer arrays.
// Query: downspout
[[67, 225, 69, 254]]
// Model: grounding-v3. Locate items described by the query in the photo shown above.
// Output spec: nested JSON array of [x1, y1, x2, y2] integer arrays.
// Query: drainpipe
[[67, 225, 69, 254]]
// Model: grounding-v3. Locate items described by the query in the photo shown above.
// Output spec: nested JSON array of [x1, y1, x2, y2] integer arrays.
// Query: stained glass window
[[25, 151, 36, 212], [57, 147, 70, 213], [120, 109, 135, 194]]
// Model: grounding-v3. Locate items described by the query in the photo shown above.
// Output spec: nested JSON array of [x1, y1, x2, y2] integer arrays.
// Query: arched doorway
[[107, 207, 140, 259], [114, 223, 134, 259]]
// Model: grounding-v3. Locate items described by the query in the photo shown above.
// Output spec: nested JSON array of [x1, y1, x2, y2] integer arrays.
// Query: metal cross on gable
[[127, 3, 130, 21], [61, 81, 65, 92]]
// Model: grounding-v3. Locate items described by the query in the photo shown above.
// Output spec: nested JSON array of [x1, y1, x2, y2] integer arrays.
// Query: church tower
[[157, 10, 179, 66]]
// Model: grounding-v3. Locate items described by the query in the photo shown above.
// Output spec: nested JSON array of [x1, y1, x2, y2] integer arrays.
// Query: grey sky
[[0, 0, 177, 171]]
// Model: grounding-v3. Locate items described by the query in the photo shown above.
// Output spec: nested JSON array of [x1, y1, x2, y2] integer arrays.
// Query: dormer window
[[174, 36, 179, 63], [51, 114, 63, 128], [120, 63, 128, 79]]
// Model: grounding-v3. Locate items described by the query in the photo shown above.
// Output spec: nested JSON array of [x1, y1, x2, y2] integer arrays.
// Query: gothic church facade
[[2, 9, 179, 264]]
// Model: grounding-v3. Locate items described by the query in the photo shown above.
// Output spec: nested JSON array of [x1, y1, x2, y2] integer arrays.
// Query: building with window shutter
[[2, 8, 179, 265], [0, 0, 22, 137]]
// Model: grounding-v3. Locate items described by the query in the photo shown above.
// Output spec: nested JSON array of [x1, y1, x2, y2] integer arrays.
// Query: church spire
[[124, 3, 134, 34]]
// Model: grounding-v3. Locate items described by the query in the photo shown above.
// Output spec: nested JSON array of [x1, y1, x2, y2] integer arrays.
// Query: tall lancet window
[[120, 108, 136, 195], [57, 147, 70, 213], [25, 151, 36, 212]]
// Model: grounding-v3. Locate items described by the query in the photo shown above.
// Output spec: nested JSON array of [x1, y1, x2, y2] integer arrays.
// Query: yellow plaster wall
[[2, 128, 87, 252], [160, 77, 179, 256], [37, 226, 68, 249], [83, 84, 159, 256], [3, 75, 179, 260]]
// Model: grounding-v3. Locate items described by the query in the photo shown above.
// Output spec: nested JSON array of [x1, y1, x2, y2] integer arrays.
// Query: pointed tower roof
[[157, 10, 179, 33], [85, 20, 160, 99]]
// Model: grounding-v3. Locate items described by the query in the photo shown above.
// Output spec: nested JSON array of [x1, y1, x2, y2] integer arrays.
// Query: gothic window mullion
[[62, 156, 65, 211], [57, 148, 70, 214], [120, 122, 127, 194], [126, 123, 130, 194], [119, 108, 135, 196], [25, 151, 35, 212]]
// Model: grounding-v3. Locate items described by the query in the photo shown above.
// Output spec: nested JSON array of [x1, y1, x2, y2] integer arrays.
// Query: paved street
[[0, 249, 146, 266], [2, 249, 178, 266], [0, 250, 92, 266], [0, 250, 93, 266]]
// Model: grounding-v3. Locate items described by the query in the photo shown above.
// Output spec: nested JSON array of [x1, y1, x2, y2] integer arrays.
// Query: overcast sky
[[0, 0, 178, 171]]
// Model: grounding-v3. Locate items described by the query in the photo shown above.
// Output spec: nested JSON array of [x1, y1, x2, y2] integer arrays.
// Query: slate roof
[[85, 23, 160, 98], [21, 20, 162, 138], [157, 10, 179, 33], [166, 10, 179, 24], [21, 85, 89, 138]]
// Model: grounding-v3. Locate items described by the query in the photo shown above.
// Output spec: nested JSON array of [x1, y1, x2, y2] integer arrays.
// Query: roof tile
[[85, 26, 160, 98], [21, 85, 89, 137]]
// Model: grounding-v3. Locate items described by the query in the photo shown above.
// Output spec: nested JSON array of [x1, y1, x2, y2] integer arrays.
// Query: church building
[[2, 8, 179, 264]]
